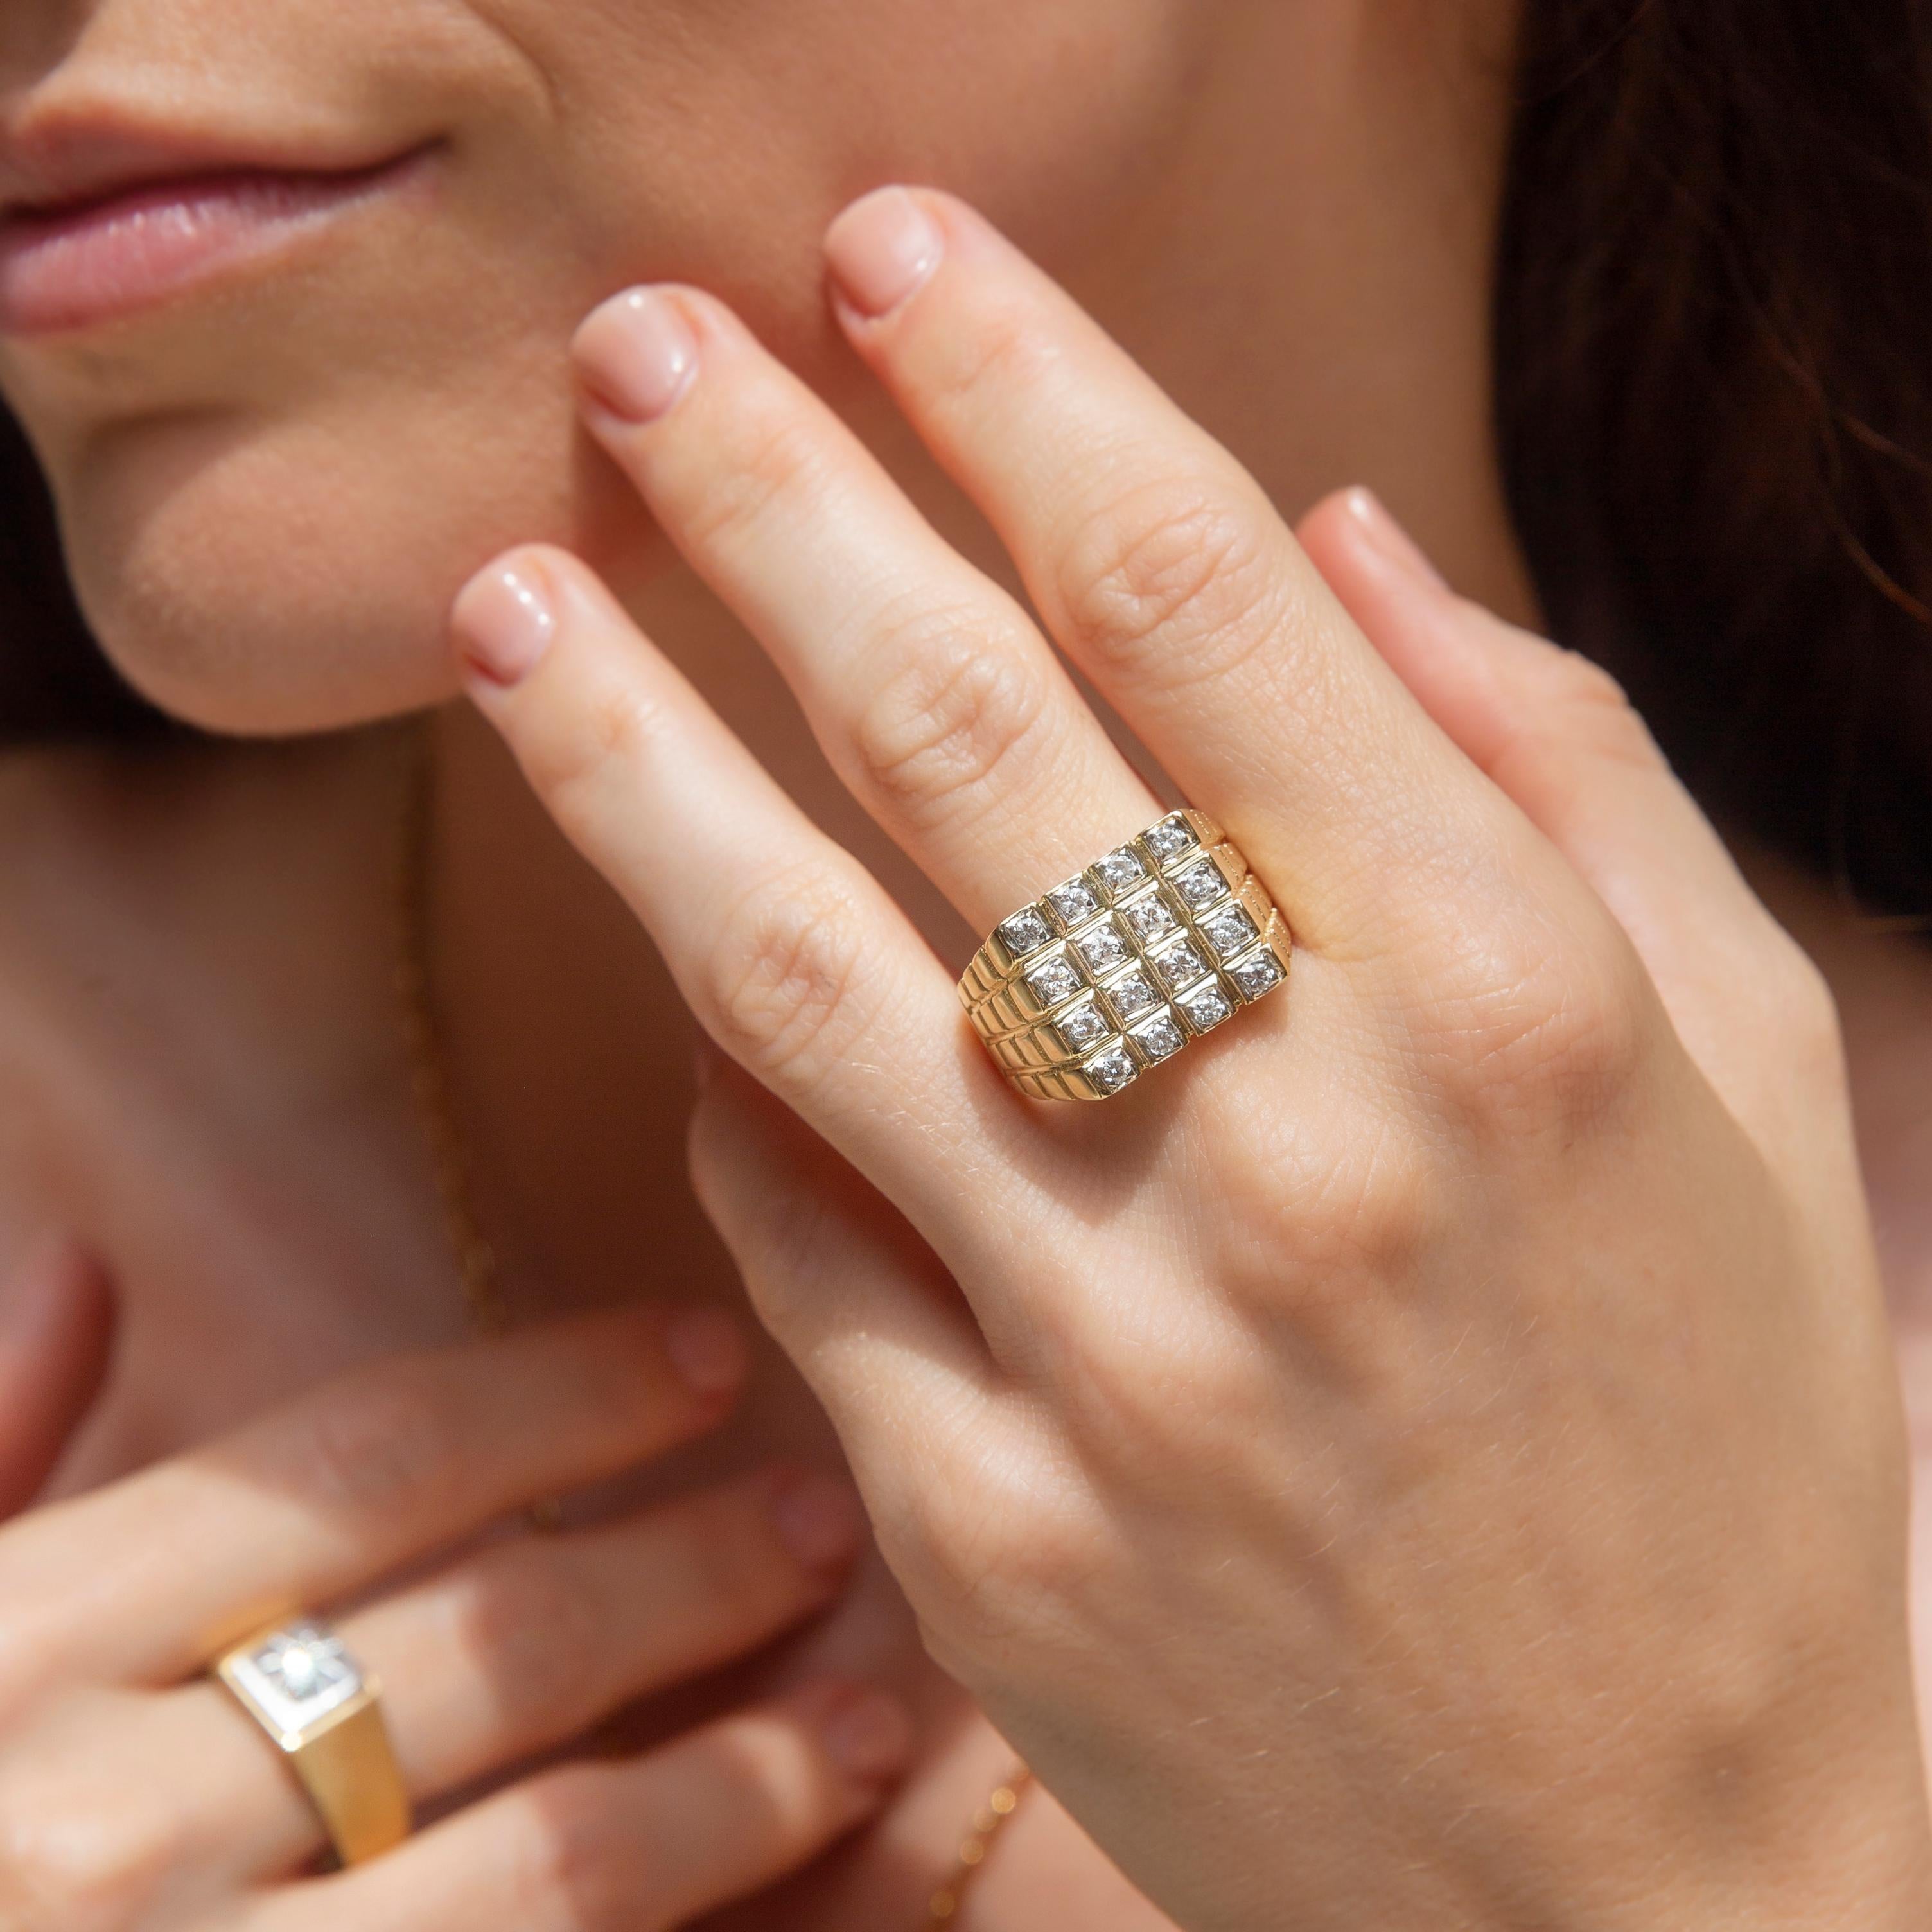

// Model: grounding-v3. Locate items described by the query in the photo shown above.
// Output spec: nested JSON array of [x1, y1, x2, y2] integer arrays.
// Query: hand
[[452, 188, 1932, 1929], [0, 1266, 909, 1931]]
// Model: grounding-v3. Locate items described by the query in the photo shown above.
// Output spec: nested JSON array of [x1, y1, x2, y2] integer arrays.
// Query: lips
[[0, 137, 436, 337]]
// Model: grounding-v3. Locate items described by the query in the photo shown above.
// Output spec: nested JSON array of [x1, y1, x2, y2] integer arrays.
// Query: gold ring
[[215, 1619, 411, 1866], [958, 809, 1291, 1100]]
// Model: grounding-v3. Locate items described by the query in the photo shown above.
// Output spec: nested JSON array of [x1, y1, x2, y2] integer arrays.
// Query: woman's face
[[0, 0, 1220, 732]]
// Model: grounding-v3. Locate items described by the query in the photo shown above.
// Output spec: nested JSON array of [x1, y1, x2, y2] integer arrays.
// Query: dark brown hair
[[3, 0, 1930, 913], [1497, 0, 1932, 919]]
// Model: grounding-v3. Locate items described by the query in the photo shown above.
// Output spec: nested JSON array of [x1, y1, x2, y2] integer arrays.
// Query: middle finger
[[568, 279, 1163, 937]]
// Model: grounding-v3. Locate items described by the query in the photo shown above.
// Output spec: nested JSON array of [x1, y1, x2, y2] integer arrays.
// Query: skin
[[2, 1, 1931, 1928]]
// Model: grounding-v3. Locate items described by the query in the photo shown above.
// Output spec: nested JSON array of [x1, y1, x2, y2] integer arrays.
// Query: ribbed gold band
[[959, 810, 1291, 1100]]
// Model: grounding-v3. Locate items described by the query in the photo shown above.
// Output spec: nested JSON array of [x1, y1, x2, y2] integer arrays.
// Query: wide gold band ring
[[958, 810, 1291, 1100], [215, 1619, 412, 1866]]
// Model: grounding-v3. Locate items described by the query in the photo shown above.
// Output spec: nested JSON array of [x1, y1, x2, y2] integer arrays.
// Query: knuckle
[[681, 402, 834, 559], [925, 294, 1062, 426], [850, 610, 1053, 830], [897, 1440, 1095, 1660], [265, 1360, 462, 1525], [710, 1170, 851, 1332], [509, 1770, 640, 1932], [1407, 912, 1653, 1134], [661, 1490, 796, 1613], [453, 1546, 602, 1735], [1539, 649, 1664, 772], [700, 865, 877, 1087], [527, 680, 679, 850], [1053, 473, 1283, 681], [0, 1791, 169, 1932]]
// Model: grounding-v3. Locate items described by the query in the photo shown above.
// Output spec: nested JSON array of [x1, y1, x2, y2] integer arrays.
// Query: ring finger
[[151, 1468, 866, 1883]]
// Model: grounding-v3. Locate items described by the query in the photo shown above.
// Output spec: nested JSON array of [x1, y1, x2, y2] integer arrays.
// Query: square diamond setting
[[1093, 847, 1147, 898], [1055, 1000, 1113, 1053], [1024, 953, 1084, 1010], [1121, 890, 1179, 946], [1199, 905, 1259, 960], [1073, 917, 1130, 976], [1103, 967, 1161, 1025], [1132, 1010, 1188, 1064], [1142, 815, 1199, 863], [1046, 877, 1102, 929], [1181, 981, 1234, 1033], [1085, 1044, 1138, 1094], [1152, 938, 1209, 993], [998, 908, 1053, 958], [1229, 949, 1287, 1003], [225, 1622, 362, 1741], [1172, 858, 1229, 911]]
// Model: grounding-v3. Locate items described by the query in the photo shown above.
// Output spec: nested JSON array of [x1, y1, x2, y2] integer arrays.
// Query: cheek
[[57, 358, 655, 736], [30, 0, 1213, 737]]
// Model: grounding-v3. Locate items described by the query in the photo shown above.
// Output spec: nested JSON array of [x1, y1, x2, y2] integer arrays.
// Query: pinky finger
[[236, 1681, 911, 1932]]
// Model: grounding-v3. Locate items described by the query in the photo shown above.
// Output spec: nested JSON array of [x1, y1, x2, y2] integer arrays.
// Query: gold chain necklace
[[389, 721, 1031, 1926]]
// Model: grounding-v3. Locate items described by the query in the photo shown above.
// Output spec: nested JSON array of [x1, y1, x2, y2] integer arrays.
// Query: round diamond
[[1172, 859, 1227, 910], [1199, 906, 1259, 960], [1229, 949, 1287, 1002], [1122, 891, 1179, 945], [1153, 940, 1209, 992], [1085, 1045, 1138, 1094], [274, 1646, 319, 1694], [1074, 918, 1128, 975], [1132, 1012, 1187, 1064], [1057, 1001, 1112, 1052], [1104, 969, 1159, 1024], [1093, 847, 1146, 898], [1025, 953, 1084, 1010], [1142, 816, 1199, 863], [1046, 877, 1102, 928], [1181, 982, 1234, 1032], [998, 907, 1053, 958]]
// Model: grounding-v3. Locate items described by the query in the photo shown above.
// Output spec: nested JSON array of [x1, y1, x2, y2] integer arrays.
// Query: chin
[[55, 365, 668, 738]]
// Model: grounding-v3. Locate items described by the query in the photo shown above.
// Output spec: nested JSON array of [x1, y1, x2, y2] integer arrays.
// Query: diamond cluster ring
[[958, 810, 1291, 1100], [215, 1617, 411, 1866]]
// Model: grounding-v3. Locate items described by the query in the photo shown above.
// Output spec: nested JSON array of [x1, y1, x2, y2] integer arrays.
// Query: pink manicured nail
[[1342, 488, 1450, 592], [573, 287, 700, 423], [664, 1306, 750, 1397], [820, 1687, 914, 1781], [450, 557, 556, 687], [824, 187, 943, 318], [768, 1468, 863, 1575]]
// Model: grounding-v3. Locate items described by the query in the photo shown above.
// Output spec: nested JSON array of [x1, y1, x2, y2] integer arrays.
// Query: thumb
[[0, 1236, 116, 1517]]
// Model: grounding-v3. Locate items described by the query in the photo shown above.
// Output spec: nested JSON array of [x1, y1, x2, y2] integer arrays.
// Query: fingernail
[[450, 556, 556, 687], [664, 1306, 750, 1398], [825, 187, 943, 319], [573, 287, 700, 424], [1342, 487, 1450, 592], [768, 1468, 863, 1575], [821, 1686, 914, 1781]]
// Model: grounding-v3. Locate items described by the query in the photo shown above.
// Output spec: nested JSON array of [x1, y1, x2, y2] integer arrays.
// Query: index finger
[[0, 1303, 748, 1684]]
